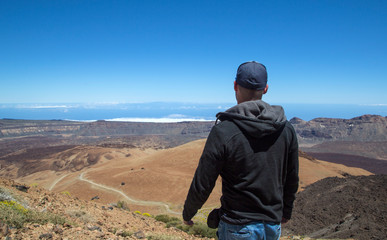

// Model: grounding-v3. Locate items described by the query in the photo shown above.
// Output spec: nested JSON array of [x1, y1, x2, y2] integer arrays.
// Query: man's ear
[[263, 84, 269, 94], [234, 81, 238, 92]]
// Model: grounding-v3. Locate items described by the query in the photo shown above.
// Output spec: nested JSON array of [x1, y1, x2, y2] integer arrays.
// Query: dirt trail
[[49, 174, 69, 191], [78, 172, 181, 215]]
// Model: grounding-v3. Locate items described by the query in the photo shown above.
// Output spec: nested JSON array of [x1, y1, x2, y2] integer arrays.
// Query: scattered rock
[[12, 184, 29, 192], [91, 196, 99, 200], [134, 230, 146, 239], [39, 233, 53, 239], [0, 220, 9, 237], [86, 224, 101, 231], [39, 196, 49, 205], [52, 225, 63, 234], [63, 223, 72, 228]]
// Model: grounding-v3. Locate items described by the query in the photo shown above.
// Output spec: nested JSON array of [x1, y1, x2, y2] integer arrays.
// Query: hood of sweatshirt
[[216, 100, 287, 138]]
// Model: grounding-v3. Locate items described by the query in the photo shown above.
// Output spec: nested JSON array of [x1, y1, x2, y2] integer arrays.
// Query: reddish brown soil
[[283, 175, 387, 240]]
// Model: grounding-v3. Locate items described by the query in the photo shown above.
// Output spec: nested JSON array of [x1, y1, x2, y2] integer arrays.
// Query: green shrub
[[116, 200, 130, 211], [117, 230, 133, 237], [0, 200, 67, 228], [28, 210, 67, 226], [176, 224, 190, 232], [154, 214, 170, 223], [66, 210, 93, 223], [154, 214, 179, 223], [0, 200, 28, 228], [187, 222, 217, 238], [165, 219, 181, 228], [0, 200, 27, 213], [153, 214, 217, 239], [147, 234, 183, 240]]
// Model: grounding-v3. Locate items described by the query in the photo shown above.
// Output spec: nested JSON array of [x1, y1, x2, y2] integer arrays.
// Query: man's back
[[215, 111, 298, 224], [183, 100, 299, 224]]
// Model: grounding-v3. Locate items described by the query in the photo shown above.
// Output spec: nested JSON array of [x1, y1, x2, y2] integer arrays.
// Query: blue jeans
[[217, 220, 281, 240]]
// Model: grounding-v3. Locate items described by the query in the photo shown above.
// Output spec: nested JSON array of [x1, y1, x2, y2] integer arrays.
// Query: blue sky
[[1, 0, 386, 105]]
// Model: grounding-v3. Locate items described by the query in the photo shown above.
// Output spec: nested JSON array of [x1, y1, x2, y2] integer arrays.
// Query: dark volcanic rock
[[283, 175, 387, 240], [307, 152, 387, 175]]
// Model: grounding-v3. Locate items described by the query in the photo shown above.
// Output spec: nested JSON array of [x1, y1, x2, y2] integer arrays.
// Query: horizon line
[[1, 102, 387, 109]]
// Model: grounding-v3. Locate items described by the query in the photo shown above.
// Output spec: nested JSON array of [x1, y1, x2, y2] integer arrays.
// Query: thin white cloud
[[359, 104, 387, 106], [106, 117, 213, 123], [166, 114, 187, 118], [15, 104, 76, 109], [29, 105, 71, 109]]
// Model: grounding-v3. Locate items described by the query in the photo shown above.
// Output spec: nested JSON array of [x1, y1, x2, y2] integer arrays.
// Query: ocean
[[0, 102, 386, 122]]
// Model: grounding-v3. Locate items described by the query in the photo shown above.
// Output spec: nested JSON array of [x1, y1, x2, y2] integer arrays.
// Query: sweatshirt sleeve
[[183, 126, 225, 221], [282, 124, 299, 220]]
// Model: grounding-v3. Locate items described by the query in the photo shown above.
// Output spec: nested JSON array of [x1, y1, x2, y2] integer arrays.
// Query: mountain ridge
[[289, 114, 387, 144]]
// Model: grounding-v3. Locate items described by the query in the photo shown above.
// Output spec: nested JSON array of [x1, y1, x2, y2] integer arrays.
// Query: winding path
[[78, 172, 181, 215], [49, 174, 69, 191]]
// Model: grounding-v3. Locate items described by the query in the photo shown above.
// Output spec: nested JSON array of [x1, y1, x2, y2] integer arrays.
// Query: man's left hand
[[184, 220, 194, 226], [281, 217, 289, 224]]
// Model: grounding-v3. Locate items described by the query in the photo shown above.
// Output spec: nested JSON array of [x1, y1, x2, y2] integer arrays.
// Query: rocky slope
[[0, 177, 202, 240], [1, 174, 384, 240], [283, 175, 387, 240]]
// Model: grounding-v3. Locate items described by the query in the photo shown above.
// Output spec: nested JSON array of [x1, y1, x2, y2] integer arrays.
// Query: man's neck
[[238, 98, 262, 104]]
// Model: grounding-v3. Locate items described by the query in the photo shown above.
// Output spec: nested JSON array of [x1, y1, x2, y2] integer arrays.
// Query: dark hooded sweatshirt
[[183, 100, 299, 224]]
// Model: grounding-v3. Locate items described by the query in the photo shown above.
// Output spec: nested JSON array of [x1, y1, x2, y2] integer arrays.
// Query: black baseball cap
[[235, 61, 268, 90]]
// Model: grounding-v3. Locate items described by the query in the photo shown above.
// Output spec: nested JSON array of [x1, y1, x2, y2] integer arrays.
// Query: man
[[182, 61, 299, 240]]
